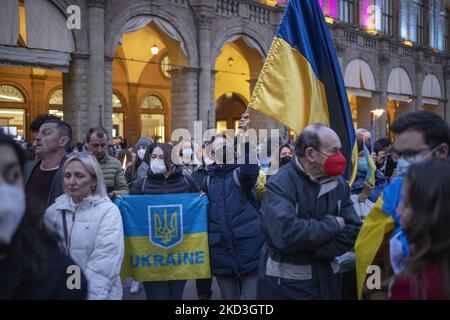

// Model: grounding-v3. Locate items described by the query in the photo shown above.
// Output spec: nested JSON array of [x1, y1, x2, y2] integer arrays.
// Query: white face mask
[[0, 184, 26, 245], [137, 148, 146, 161], [396, 157, 423, 177], [151, 159, 167, 175]]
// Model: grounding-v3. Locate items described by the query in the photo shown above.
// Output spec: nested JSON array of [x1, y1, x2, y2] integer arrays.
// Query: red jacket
[[391, 263, 448, 300]]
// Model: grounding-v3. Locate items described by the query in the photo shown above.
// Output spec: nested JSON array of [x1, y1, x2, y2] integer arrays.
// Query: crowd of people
[[0, 110, 450, 300]]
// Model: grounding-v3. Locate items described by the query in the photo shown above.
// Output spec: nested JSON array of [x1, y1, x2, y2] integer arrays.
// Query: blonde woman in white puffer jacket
[[44, 152, 124, 300]]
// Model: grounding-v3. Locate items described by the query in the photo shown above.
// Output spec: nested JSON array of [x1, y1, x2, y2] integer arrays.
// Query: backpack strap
[[203, 175, 211, 193], [232, 168, 241, 188], [183, 176, 192, 192]]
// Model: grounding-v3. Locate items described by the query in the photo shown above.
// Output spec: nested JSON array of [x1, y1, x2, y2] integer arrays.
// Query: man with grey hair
[[85, 127, 128, 199], [257, 124, 361, 299], [356, 128, 371, 150]]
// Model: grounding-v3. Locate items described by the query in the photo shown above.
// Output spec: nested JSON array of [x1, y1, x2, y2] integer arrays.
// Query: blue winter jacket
[[206, 160, 264, 277]]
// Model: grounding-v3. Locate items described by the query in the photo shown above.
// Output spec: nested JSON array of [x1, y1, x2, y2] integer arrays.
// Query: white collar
[[40, 163, 59, 171]]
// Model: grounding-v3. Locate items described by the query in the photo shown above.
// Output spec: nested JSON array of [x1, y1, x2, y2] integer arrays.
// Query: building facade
[[0, 0, 448, 144]]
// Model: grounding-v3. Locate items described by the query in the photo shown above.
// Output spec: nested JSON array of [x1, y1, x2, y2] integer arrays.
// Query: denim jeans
[[216, 274, 258, 300], [142, 280, 186, 300]]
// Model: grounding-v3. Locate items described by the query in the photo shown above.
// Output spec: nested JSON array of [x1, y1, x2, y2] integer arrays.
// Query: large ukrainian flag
[[115, 193, 211, 282], [248, 0, 355, 177]]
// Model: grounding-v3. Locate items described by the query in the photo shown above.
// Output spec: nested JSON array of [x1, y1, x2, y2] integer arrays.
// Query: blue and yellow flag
[[115, 193, 211, 282], [363, 144, 377, 186], [248, 0, 355, 178], [355, 178, 410, 299]]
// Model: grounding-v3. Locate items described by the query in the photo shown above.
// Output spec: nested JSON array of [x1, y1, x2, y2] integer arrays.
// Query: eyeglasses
[[390, 146, 436, 162], [67, 151, 93, 158]]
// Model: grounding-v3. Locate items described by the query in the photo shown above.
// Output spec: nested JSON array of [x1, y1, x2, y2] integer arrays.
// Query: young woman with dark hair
[[129, 143, 199, 300], [391, 159, 450, 299]]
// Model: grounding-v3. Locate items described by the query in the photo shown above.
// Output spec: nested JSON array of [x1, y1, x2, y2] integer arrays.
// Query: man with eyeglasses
[[355, 111, 450, 300]]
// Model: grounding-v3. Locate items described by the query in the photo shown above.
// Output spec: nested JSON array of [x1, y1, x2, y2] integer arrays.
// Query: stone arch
[[210, 26, 270, 70], [422, 73, 443, 100], [104, 5, 197, 67], [387, 67, 413, 96], [112, 90, 127, 109], [50, 0, 81, 52], [139, 92, 168, 111], [47, 86, 63, 106], [344, 58, 377, 91], [0, 82, 29, 103]]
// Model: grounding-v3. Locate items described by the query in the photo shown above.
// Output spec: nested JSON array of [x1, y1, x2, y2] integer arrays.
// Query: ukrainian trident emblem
[[148, 205, 183, 249]]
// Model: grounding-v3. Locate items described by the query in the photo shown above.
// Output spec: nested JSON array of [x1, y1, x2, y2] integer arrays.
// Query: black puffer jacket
[[130, 165, 199, 195]]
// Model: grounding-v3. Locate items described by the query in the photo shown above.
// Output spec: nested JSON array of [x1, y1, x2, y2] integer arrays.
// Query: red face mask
[[321, 151, 347, 177]]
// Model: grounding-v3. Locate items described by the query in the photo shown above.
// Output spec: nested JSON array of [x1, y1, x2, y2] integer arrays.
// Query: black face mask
[[280, 155, 292, 167]]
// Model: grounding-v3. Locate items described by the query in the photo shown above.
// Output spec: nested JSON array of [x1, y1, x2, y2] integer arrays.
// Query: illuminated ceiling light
[[225, 92, 233, 98], [151, 44, 159, 55]]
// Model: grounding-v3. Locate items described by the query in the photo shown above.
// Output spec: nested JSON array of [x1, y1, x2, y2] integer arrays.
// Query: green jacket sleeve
[[113, 163, 129, 196]]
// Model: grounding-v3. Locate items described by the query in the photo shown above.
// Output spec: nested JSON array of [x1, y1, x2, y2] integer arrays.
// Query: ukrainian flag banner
[[363, 144, 377, 186], [248, 0, 355, 178], [115, 193, 211, 282]]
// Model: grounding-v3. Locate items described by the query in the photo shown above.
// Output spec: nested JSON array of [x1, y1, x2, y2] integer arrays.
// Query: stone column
[[170, 67, 199, 140], [210, 69, 217, 129], [87, 0, 106, 129], [414, 54, 424, 113], [445, 64, 450, 123], [104, 56, 113, 139], [192, 1, 215, 133], [29, 74, 46, 141], [31, 75, 46, 116], [127, 83, 139, 144], [63, 53, 90, 143], [376, 39, 390, 139]]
